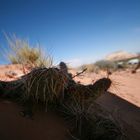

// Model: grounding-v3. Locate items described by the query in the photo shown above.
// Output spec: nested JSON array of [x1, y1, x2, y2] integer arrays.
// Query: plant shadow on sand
[[96, 92, 140, 140], [0, 99, 69, 140], [0, 91, 140, 140]]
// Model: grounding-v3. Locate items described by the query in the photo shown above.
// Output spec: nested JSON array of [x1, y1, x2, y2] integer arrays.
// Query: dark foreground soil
[[96, 92, 140, 140], [0, 99, 69, 140]]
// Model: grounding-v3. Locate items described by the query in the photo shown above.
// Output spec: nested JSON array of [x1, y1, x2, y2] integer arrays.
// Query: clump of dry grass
[[60, 96, 89, 138], [80, 63, 99, 73], [65, 84, 92, 103], [61, 98, 124, 140], [4, 34, 53, 69], [79, 60, 116, 74], [59, 76, 124, 140], [94, 60, 117, 71], [88, 77, 112, 94], [64, 78, 112, 104], [21, 67, 68, 110]]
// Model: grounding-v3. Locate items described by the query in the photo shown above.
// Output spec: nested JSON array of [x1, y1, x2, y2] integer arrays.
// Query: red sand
[[0, 64, 140, 139], [0, 100, 68, 140]]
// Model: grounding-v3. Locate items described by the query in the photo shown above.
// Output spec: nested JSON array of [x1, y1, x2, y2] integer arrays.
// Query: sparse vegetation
[[79, 60, 117, 74], [61, 97, 123, 140], [22, 67, 68, 110], [5, 34, 53, 69], [94, 60, 117, 71], [80, 63, 99, 73]]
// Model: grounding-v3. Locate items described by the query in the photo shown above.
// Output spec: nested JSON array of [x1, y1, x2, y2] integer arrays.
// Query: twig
[[72, 68, 87, 78]]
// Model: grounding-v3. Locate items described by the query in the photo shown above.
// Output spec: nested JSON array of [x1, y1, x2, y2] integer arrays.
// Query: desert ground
[[0, 64, 140, 140], [73, 69, 140, 140]]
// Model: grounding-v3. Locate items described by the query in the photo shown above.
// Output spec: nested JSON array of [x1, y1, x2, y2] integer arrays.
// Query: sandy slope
[[109, 71, 140, 107], [0, 100, 68, 140]]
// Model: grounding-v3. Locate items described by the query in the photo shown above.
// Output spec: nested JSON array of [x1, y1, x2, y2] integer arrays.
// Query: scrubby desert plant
[[61, 98, 124, 140], [94, 60, 117, 71], [60, 96, 90, 138], [80, 63, 99, 73], [5, 34, 53, 69], [59, 76, 124, 140], [21, 67, 68, 109]]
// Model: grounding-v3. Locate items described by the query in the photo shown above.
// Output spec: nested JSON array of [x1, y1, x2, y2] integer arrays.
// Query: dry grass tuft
[[61, 98, 124, 140], [4, 34, 53, 69], [94, 60, 117, 71], [21, 67, 68, 109], [80, 63, 99, 73]]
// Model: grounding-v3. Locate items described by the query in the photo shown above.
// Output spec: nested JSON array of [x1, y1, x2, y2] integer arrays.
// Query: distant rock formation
[[105, 51, 137, 61]]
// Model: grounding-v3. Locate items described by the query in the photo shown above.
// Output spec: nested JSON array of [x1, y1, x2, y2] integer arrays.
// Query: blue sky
[[0, 0, 140, 66]]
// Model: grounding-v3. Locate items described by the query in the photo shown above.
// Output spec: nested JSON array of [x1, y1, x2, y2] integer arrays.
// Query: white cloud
[[65, 58, 84, 67], [65, 57, 98, 67]]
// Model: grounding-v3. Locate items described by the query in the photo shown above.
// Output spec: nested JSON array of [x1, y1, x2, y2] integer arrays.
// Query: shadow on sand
[[96, 92, 140, 140], [0, 92, 140, 140], [0, 99, 69, 140]]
